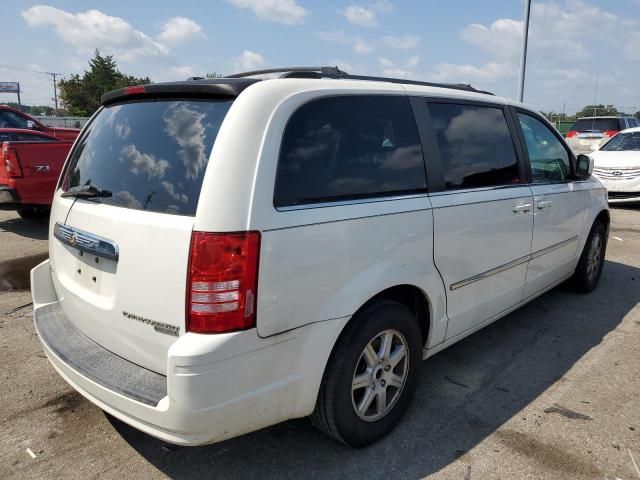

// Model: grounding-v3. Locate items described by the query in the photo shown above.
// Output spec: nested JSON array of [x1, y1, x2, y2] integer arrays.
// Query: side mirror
[[589, 144, 598, 152], [575, 154, 593, 180]]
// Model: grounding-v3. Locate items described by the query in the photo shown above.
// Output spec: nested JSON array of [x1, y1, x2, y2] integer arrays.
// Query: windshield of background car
[[61, 99, 232, 216], [601, 131, 640, 151]]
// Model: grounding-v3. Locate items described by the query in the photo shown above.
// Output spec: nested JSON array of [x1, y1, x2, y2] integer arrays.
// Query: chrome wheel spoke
[[389, 345, 406, 368], [388, 373, 404, 389], [363, 344, 378, 369], [358, 387, 376, 415], [352, 372, 371, 391], [376, 389, 387, 415], [379, 332, 393, 361]]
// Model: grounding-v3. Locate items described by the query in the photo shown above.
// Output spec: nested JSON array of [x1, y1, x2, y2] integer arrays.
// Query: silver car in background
[[565, 116, 639, 154]]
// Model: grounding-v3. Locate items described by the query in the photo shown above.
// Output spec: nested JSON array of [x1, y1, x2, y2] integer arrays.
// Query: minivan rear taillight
[[1, 146, 22, 178], [603, 130, 618, 138], [187, 231, 261, 333], [565, 130, 578, 138]]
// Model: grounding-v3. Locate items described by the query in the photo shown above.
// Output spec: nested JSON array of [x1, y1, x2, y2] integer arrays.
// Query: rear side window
[[0, 111, 29, 129], [274, 95, 426, 207], [62, 99, 232, 216], [428, 103, 520, 190]]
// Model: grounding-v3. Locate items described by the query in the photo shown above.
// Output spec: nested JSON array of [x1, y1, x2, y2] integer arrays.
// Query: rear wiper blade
[[61, 185, 113, 199]]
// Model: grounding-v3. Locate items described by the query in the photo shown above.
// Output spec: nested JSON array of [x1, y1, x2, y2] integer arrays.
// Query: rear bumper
[[31, 260, 347, 445], [0, 185, 20, 208]]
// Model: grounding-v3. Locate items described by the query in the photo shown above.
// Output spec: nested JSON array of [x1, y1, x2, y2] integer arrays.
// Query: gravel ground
[[0, 208, 639, 480]]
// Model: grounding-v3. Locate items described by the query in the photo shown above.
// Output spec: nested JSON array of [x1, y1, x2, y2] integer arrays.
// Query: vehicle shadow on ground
[[0, 215, 49, 240], [109, 259, 640, 480]]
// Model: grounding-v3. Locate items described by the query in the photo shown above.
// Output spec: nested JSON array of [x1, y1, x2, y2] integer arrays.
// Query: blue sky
[[2, 0, 639, 114]]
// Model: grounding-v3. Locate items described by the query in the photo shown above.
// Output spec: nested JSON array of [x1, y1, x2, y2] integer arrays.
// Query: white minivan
[[31, 68, 609, 447]]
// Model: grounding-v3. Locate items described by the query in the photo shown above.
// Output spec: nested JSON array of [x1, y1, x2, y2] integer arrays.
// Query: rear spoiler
[[101, 78, 262, 106]]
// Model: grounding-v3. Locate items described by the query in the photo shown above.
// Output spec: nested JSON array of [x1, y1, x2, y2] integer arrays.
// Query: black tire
[[571, 221, 607, 292], [17, 206, 50, 220], [311, 299, 422, 447]]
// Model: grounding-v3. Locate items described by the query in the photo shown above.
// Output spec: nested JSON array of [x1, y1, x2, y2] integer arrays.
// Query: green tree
[[634, 111, 640, 121], [574, 104, 618, 118], [4, 102, 56, 116], [58, 50, 151, 116]]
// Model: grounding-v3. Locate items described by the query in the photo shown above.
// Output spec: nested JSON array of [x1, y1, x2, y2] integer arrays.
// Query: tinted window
[[428, 103, 520, 190], [14, 133, 55, 142], [62, 99, 232, 216], [601, 131, 640, 151], [274, 96, 426, 207], [0, 111, 29, 129], [518, 113, 570, 183], [570, 118, 619, 132]]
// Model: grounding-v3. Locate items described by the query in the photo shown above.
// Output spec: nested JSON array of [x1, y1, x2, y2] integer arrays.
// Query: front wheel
[[571, 221, 607, 292], [311, 300, 422, 447]]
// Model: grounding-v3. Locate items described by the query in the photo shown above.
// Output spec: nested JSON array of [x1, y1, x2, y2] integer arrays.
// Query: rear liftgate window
[[62, 99, 232, 216], [274, 95, 426, 207]]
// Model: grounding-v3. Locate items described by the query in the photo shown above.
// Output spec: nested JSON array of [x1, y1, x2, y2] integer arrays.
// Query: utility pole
[[517, 0, 532, 102], [45, 72, 61, 116]]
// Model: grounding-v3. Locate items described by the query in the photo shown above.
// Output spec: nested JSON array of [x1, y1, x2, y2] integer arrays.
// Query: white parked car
[[591, 127, 640, 204], [31, 68, 609, 447]]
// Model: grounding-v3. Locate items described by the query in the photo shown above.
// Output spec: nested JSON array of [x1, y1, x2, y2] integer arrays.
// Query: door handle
[[513, 203, 532, 213], [537, 200, 553, 209]]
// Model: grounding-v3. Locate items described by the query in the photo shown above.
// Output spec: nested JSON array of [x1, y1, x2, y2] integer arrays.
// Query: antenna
[[591, 75, 599, 132]]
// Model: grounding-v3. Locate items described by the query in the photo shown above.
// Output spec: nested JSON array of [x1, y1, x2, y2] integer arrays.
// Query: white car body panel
[[428, 186, 534, 339], [31, 77, 609, 446], [591, 145, 640, 203]]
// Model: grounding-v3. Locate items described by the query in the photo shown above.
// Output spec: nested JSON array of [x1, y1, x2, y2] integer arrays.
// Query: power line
[[0, 63, 62, 114]]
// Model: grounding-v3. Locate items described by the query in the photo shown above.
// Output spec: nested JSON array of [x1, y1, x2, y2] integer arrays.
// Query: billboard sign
[[0, 82, 20, 93]]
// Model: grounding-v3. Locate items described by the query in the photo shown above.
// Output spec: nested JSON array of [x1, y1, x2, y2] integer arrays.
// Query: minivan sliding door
[[412, 98, 534, 340]]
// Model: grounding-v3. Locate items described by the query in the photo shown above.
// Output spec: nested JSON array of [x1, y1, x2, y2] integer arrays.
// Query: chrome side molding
[[53, 222, 119, 262], [450, 235, 579, 290]]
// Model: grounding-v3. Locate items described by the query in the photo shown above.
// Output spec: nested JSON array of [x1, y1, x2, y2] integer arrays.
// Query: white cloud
[[163, 103, 208, 180], [342, 5, 377, 27], [382, 35, 420, 49], [227, 0, 308, 25], [233, 50, 266, 71], [378, 57, 414, 78], [316, 30, 349, 43], [432, 61, 516, 83], [161, 181, 189, 203], [22, 5, 169, 62], [372, 0, 393, 12], [120, 144, 170, 178], [354, 37, 373, 54], [157, 17, 205, 46], [330, 59, 355, 73], [170, 65, 198, 78]]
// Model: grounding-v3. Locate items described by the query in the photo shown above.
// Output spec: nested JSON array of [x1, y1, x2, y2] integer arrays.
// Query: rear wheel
[[17, 206, 50, 220], [571, 221, 607, 292], [311, 299, 422, 447]]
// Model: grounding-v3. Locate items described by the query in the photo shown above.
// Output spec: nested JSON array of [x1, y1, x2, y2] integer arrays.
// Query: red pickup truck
[[0, 105, 80, 141], [0, 129, 73, 219]]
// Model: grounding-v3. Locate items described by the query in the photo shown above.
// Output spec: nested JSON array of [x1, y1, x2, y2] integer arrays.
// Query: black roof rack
[[225, 66, 493, 95]]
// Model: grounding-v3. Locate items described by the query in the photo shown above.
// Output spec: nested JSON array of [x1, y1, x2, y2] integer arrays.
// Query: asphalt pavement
[[0, 208, 639, 479]]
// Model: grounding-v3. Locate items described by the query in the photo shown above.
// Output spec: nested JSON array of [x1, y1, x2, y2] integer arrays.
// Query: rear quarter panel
[[6, 141, 72, 205], [194, 80, 448, 346]]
